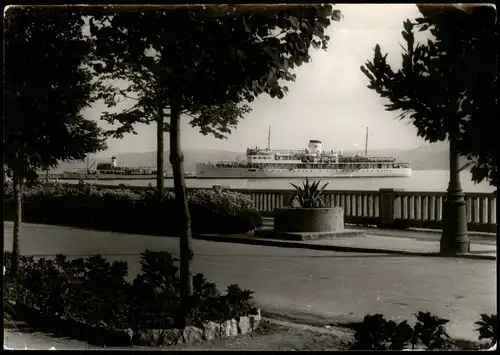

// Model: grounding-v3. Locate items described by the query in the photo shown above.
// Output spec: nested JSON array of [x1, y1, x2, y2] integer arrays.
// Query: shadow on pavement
[[18, 252, 415, 259]]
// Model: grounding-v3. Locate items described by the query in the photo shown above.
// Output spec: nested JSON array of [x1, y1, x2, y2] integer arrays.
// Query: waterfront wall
[[52, 183, 497, 234]]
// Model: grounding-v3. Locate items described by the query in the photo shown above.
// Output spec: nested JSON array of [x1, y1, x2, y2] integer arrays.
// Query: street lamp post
[[440, 128, 470, 255]]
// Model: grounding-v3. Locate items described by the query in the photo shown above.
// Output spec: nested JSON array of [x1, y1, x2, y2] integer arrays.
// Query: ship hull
[[61, 173, 159, 180], [196, 165, 412, 179]]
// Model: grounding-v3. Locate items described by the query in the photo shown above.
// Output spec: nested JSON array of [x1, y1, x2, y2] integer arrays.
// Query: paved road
[[4, 222, 496, 341]]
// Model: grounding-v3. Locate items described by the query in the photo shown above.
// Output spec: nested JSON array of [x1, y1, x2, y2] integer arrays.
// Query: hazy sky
[[84, 4, 429, 156]]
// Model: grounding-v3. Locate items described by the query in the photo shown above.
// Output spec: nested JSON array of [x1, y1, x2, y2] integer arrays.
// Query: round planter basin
[[274, 207, 344, 233]]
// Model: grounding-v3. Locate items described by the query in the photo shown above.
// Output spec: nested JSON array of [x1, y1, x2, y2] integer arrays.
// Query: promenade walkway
[[239, 218, 496, 260], [4, 221, 496, 343]]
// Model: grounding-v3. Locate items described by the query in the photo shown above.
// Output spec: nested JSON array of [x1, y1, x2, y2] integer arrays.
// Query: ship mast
[[364, 127, 369, 156], [268, 125, 271, 150]]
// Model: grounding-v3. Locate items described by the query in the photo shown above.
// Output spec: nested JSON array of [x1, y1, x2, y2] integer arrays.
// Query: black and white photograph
[[3, 3, 497, 350]]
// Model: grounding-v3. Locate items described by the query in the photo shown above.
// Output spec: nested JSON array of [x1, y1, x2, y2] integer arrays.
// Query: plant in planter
[[290, 177, 329, 208]]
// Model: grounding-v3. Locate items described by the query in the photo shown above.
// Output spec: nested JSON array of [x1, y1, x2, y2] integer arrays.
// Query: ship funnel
[[111, 156, 117, 168], [308, 140, 323, 155]]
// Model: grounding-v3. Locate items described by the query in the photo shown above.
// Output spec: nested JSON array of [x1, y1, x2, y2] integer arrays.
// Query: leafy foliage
[[88, 5, 342, 138], [130, 250, 180, 330], [189, 188, 263, 233], [474, 313, 497, 345], [87, 4, 342, 313], [224, 284, 257, 318], [412, 311, 451, 350], [349, 314, 413, 350], [4, 6, 107, 277], [4, 250, 256, 339], [360, 5, 497, 187], [193, 273, 220, 299], [290, 177, 329, 208], [3, 263, 16, 329], [186, 282, 257, 327], [349, 312, 454, 350], [3, 185, 262, 235], [4, 6, 107, 178]]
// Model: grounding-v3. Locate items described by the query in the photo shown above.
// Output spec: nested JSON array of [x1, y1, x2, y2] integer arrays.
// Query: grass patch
[[168, 320, 350, 350]]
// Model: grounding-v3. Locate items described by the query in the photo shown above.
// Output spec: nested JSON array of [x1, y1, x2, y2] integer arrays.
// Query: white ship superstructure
[[196, 127, 412, 179]]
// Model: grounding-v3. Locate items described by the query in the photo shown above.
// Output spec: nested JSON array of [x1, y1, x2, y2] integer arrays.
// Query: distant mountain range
[[50, 143, 470, 173], [343, 143, 470, 171]]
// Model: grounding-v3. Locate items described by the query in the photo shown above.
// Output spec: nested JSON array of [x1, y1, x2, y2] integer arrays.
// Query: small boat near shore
[[61, 156, 165, 180]]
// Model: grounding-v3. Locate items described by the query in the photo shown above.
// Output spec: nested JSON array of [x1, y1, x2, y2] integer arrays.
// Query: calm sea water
[[59, 170, 495, 193]]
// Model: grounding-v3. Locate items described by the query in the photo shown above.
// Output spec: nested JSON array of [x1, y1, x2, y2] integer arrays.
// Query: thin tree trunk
[[10, 169, 22, 278], [156, 115, 165, 193], [169, 95, 193, 327]]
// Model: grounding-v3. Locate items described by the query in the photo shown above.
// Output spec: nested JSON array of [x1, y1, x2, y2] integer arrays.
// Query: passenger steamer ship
[[196, 127, 412, 179]]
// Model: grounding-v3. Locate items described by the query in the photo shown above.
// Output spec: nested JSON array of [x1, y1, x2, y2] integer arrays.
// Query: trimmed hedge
[[3, 183, 263, 235]]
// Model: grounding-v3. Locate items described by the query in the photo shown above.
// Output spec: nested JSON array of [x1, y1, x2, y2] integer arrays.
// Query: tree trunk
[[10, 169, 22, 278], [169, 95, 194, 327], [156, 115, 165, 193]]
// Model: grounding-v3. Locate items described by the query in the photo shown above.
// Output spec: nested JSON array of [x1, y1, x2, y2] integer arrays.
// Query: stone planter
[[255, 207, 364, 240], [10, 303, 261, 347], [274, 207, 345, 233], [138, 309, 261, 346]]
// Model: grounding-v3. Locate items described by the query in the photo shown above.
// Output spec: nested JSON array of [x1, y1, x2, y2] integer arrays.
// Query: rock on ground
[[249, 309, 262, 331], [238, 316, 250, 335], [220, 319, 238, 338], [140, 329, 164, 346], [164, 329, 183, 345], [183, 326, 203, 344], [203, 321, 220, 341]]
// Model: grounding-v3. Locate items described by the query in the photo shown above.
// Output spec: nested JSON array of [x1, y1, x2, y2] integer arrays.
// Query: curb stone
[[195, 234, 496, 261]]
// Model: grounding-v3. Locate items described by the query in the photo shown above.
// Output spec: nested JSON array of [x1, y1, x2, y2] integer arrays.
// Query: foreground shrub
[[4, 250, 256, 337], [4, 252, 131, 330], [4, 185, 262, 235], [349, 314, 413, 350], [129, 250, 181, 330], [412, 311, 451, 350], [186, 280, 258, 327], [349, 311, 494, 350], [3, 263, 16, 329], [475, 314, 497, 346]]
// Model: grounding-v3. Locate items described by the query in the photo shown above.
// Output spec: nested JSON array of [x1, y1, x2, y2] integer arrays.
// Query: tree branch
[[182, 111, 198, 120], [73, 4, 317, 14], [458, 161, 474, 172], [119, 93, 140, 101]]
